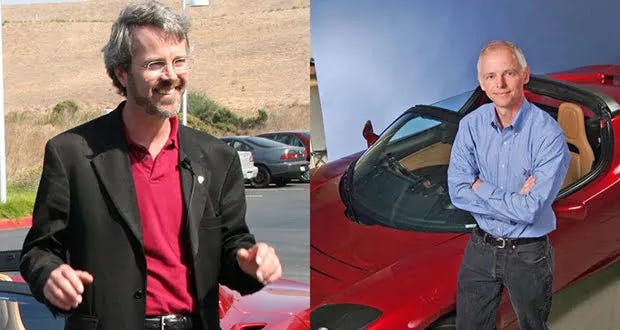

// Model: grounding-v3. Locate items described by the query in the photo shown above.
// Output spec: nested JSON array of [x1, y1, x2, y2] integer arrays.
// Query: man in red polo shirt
[[20, 1, 281, 329]]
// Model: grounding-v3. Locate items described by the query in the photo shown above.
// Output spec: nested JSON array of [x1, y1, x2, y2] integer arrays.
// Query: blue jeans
[[456, 230, 553, 330]]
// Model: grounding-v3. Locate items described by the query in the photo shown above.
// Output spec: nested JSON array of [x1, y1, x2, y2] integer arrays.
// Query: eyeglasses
[[137, 57, 190, 76]]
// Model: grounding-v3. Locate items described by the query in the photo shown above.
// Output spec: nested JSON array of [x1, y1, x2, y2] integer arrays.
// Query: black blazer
[[20, 104, 263, 330]]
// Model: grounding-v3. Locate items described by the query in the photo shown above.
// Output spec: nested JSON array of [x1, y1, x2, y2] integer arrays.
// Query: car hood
[[311, 166, 467, 304], [311, 223, 468, 329], [311, 151, 364, 191], [219, 279, 309, 329]]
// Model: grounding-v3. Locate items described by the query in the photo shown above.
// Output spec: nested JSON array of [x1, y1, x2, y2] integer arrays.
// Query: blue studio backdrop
[[311, 0, 620, 160]]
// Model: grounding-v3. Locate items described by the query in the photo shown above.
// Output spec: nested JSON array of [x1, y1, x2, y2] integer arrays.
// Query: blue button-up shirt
[[447, 99, 570, 238]]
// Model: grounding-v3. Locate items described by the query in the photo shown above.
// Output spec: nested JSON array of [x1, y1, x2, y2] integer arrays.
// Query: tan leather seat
[[0, 274, 26, 330], [557, 102, 595, 188]]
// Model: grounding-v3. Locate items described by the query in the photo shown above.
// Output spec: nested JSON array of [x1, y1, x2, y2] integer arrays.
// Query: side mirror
[[362, 120, 380, 147]]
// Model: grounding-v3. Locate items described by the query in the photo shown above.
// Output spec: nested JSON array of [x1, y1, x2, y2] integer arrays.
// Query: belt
[[144, 314, 201, 330], [474, 227, 545, 249]]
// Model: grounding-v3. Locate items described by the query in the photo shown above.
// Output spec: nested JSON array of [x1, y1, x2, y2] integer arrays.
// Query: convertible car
[[310, 65, 620, 329], [0, 250, 310, 329]]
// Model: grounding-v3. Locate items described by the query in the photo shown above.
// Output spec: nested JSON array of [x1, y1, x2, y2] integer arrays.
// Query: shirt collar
[[489, 98, 530, 132], [167, 116, 179, 149]]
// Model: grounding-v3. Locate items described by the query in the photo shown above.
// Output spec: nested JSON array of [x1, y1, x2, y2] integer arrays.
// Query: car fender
[[219, 279, 309, 329], [313, 236, 467, 329]]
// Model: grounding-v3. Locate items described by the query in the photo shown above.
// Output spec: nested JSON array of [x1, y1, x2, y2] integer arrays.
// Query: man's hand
[[519, 175, 536, 195], [43, 264, 94, 311], [472, 177, 482, 191], [236, 242, 282, 285]]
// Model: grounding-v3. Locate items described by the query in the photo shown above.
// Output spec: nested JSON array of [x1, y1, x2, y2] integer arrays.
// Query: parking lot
[[245, 182, 309, 283]]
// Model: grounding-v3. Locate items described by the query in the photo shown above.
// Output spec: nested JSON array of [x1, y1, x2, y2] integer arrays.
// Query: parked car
[[257, 131, 311, 182], [310, 65, 620, 329], [238, 150, 258, 180], [220, 136, 309, 188], [0, 249, 310, 329]]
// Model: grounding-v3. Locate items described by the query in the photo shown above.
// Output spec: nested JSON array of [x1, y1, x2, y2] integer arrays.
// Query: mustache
[[155, 79, 183, 89]]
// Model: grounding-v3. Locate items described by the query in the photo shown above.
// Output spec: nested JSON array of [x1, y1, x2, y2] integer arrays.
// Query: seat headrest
[[557, 102, 586, 141]]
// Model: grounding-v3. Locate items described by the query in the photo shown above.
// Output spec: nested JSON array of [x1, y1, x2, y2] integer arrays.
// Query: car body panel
[[310, 151, 364, 192], [310, 65, 620, 329], [265, 161, 309, 179], [314, 237, 465, 329], [220, 279, 310, 329]]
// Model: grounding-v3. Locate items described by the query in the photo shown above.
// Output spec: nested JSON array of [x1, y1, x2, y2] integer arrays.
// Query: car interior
[[225, 140, 252, 152], [396, 98, 602, 192], [557, 102, 596, 188]]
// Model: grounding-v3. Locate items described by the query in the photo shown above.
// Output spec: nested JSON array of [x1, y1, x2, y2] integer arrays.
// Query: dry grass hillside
[[1, 0, 309, 183]]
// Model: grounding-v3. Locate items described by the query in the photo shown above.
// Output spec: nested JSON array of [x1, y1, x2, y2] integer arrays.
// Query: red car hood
[[219, 279, 309, 329], [311, 162, 467, 305], [313, 236, 468, 329]]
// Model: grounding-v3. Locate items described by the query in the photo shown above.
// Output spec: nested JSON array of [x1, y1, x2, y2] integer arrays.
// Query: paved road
[[0, 227, 28, 252], [245, 183, 309, 283], [0, 183, 309, 284]]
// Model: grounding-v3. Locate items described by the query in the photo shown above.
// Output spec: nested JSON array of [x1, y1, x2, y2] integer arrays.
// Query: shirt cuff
[[474, 181, 496, 200]]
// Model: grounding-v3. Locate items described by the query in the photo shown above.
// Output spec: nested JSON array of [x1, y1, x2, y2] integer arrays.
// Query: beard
[[144, 96, 179, 119], [127, 75, 184, 119]]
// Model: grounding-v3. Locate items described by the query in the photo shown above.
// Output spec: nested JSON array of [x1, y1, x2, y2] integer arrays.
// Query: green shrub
[[186, 113, 216, 134], [240, 109, 268, 129], [50, 99, 80, 125], [187, 92, 268, 133]]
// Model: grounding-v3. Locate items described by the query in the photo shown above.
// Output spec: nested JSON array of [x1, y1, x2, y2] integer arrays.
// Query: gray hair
[[477, 40, 528, 75], [102, 0, 190, 96]]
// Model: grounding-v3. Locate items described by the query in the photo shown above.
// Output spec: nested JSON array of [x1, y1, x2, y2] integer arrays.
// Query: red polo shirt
[[125, 116, 197, 315]]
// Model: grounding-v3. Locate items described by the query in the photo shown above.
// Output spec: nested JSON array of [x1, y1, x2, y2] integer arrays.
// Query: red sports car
[[310, 65, 620, 329], [0, 250, 310, 329]]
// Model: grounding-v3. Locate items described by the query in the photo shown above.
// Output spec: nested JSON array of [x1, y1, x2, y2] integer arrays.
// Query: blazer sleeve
[[20, 141, 70, 311], [217, 151, 264, 295]]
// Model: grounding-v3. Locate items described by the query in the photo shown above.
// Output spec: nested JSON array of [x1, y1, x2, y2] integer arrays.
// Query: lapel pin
[[197, 176, 205, 184]]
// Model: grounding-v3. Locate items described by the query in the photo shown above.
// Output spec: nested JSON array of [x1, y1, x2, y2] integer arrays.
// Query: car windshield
[[343, 93, 477, 232], [432, 89, 476, 111]]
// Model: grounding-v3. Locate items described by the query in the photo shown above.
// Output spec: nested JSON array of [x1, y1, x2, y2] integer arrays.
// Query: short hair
[[477, 40, 528, 75], [102, 0, 190, 96]]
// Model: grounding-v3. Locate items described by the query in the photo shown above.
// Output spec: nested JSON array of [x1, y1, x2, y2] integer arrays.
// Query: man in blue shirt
[[447, 40, 570, 330]]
